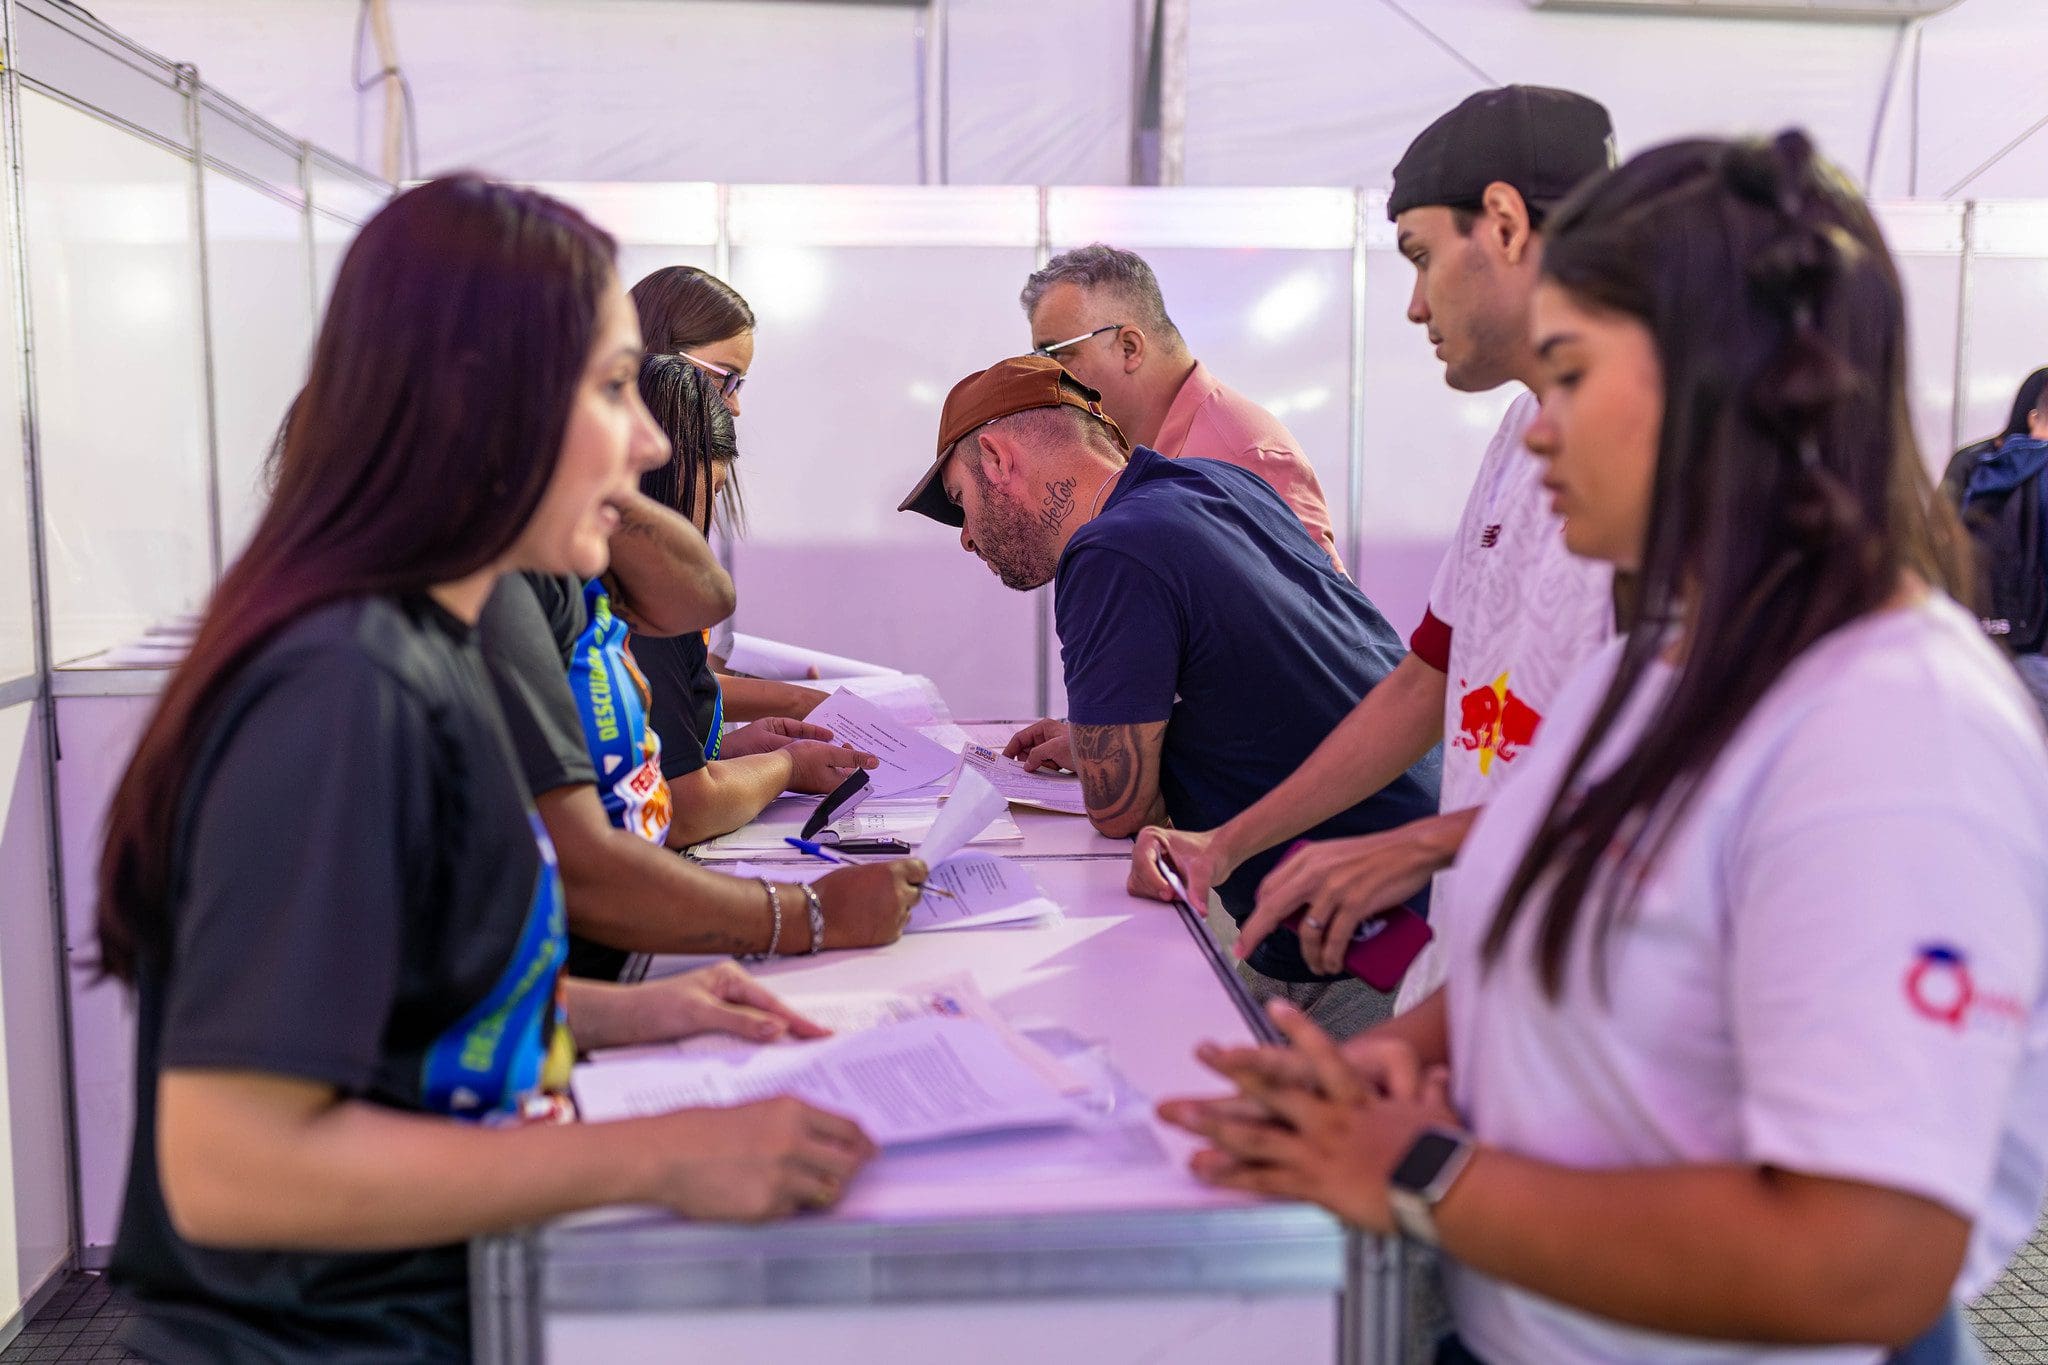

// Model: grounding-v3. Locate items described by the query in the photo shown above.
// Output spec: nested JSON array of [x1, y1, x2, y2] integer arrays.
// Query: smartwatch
[[1387, 1127, 1475, 1247]]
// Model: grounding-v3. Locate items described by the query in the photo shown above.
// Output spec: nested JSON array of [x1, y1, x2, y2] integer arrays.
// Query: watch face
[[1391, 1130, 1463, 1191]]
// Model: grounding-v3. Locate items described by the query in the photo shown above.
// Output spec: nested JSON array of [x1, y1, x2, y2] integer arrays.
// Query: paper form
[[805, 689, 960, 797], [959, 742, 1089, 816], [909, 852, 1062, 932], [719, 844, 1060, 936], [571, 1015, 1083, 1146], [597, 973, 1082, 1097]]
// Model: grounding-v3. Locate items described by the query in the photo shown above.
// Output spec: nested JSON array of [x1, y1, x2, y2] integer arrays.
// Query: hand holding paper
[[805, 689, 959, 797]]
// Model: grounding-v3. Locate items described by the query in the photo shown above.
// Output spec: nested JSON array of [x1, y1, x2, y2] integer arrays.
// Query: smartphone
[[827, 836, 912, 855], [1271, 839, 1432, 991], [1282, 905, 1432, 991]]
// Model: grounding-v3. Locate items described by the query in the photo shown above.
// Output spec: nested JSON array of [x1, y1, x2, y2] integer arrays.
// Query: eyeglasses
[[1034, 323, 1125, 359], [680, 352, 746, 401]]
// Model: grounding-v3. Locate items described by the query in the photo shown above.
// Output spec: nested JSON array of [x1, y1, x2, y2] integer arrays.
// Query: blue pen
[[783, 836, 956, 899], [785, 836, 851, 863]]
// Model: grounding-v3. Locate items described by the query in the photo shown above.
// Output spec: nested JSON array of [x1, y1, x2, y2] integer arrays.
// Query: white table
[[471, 729, 1411, 1364]]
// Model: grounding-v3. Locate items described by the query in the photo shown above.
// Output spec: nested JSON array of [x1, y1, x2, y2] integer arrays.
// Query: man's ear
[[1480, 181, 1536, 267], [977, 427, 1022, 492], [1119, 324, 1146, 375]]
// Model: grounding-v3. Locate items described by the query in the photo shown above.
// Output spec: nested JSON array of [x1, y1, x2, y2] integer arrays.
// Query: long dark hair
[[1485, 131, 1969, 996], [97, 175, 618, 983], [630, 265, 754, 353], [1996, 367, 2048, 445], [638, 354, 742, 534]]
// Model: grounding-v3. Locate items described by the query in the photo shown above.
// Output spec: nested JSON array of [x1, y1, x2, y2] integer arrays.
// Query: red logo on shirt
[[1454, 672, 1541, 776], [1905, 945, 2028, 1031]]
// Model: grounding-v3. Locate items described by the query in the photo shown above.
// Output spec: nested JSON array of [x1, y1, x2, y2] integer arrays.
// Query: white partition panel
[[55, 693, 153, 1258], [725, 188, 1041, 719], [203, 170, 314, 560], [23, 92, 210, 663], [1873, 203, 1967, 479], [0, 702, 67, 1318], [1957, 202, 2048, 453], [0, 177, 30, 683], [310, 211, 358, 317], [527, 183, 719, 301]]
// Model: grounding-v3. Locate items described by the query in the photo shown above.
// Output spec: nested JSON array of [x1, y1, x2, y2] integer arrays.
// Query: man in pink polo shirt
[[1021, 244, 1345, 572]]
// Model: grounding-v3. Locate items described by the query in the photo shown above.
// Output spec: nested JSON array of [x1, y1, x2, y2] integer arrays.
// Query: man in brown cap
[[900, 356, 1439, 1035]]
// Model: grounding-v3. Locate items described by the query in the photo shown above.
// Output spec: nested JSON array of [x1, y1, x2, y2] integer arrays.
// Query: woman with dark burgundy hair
[[1162, 132, 2047, 1365], [99, 177, 886, 1363]]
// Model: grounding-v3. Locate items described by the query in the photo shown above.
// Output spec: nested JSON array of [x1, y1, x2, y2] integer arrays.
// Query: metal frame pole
[[1034, 185, 1052, 718], [1347, 188, 1369, 580], [1949, 200, 1977, 456], [181, 67, 224, 585], [1, 0, 87, 1273]]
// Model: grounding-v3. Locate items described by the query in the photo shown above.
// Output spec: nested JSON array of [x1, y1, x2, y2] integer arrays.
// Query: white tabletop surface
[[588, 857, 1269, 1228]]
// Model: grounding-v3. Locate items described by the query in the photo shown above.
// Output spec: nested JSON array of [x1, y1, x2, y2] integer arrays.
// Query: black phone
[[828, 836, 912, 855]]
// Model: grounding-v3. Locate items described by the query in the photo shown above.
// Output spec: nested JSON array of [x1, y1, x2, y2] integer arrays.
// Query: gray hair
[[1020, 243, 1184, 349]]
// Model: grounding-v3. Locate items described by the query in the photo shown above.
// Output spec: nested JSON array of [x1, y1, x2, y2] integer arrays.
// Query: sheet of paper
[[805, 689, 960, 798], [571, 1015, 1082, 1146], [959, 741, 1089, 816], [818, 673, 949, 726], [727, 633, 900, 681], [908, 851, 1063, 933], [598, 973, 1082, 1097], [916, 767, 1007, 865]]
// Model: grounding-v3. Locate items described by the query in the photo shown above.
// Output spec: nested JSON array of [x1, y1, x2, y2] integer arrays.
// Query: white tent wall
[[84, 0, 1141, 186]]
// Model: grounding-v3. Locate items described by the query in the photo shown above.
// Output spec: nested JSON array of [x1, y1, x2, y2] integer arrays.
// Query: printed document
[[806, 689, 960, 797], [572, 1015, 1082, 1146], [960, 742, 1088, 816]]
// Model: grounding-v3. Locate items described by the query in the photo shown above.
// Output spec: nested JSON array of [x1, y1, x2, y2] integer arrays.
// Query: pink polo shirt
[[1151, 360, 1345, 574]]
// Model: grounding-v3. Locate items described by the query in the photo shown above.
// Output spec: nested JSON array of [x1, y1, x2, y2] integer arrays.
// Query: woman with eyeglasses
[[99, 179, 879, 1363], [630, 265, 831, 722], [628, 353, 885, 843], [1160, 131, 2048, 1365]]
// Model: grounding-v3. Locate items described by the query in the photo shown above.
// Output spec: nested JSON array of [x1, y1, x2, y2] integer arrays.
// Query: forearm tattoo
[[1069, 722, 1155, 827]]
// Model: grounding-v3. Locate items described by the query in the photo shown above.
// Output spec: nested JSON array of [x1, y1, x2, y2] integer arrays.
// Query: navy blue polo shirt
[[1055, 446, 1442, 982]]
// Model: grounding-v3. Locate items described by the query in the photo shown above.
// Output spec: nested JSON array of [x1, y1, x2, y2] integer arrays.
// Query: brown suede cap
[[896, 354, 1127, 527]]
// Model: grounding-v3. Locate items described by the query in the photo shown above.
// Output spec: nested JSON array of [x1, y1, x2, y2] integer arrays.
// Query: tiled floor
[[4, 1229, 2045, 1363], [1, 1272, 137, 1363]]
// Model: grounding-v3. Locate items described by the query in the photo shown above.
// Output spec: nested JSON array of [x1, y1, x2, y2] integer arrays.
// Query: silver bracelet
[[800, 883, 826, 955], [745, 879, 782, 961]]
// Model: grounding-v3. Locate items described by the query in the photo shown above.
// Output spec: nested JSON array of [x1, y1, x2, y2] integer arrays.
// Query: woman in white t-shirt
[[1160, 129, 2048, 1365]]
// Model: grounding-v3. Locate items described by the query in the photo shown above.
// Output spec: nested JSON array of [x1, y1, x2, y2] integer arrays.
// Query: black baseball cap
[[1387, 85, 1615, 222]]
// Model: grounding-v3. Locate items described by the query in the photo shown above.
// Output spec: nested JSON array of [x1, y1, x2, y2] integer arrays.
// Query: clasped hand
[[1156, 1001, 1459, 1236]]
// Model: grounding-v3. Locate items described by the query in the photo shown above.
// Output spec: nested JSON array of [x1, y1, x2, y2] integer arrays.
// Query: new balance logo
[[1479, 523, 1502, 549]]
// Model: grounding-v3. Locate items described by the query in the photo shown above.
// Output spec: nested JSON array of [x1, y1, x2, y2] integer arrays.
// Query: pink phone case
[[1274, 841, 1434, 990]]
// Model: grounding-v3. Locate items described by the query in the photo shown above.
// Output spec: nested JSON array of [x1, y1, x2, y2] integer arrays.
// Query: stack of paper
[[572, 1007, 1085, 1146]]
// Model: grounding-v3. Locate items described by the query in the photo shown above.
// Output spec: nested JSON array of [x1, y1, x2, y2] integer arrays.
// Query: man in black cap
[[1131, 86, 1621, 1013], [899, 355, 1440, 1036]]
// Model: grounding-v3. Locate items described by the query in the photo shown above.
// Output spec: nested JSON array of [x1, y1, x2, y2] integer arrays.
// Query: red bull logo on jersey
[[1454, 671, 1541, 776], [1905, 944, 2028, 1032]]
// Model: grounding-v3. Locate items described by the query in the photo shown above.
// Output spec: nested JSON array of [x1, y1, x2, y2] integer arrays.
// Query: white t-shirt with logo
[[1399, 391, 1614, 1008], [1439, 596, 2048, 1365]]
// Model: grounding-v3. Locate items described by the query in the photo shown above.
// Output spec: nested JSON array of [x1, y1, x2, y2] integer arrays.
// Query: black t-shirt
[[1056, 447, 1442, 982], [112, 594, 568, 1364], [633, 628, 722, 780], [477, 571, 594, 798], [475, 574, 632, 981]]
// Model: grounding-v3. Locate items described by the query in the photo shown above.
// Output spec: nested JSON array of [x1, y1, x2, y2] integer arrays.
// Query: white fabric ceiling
[[82, 0, 2048, 198]]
